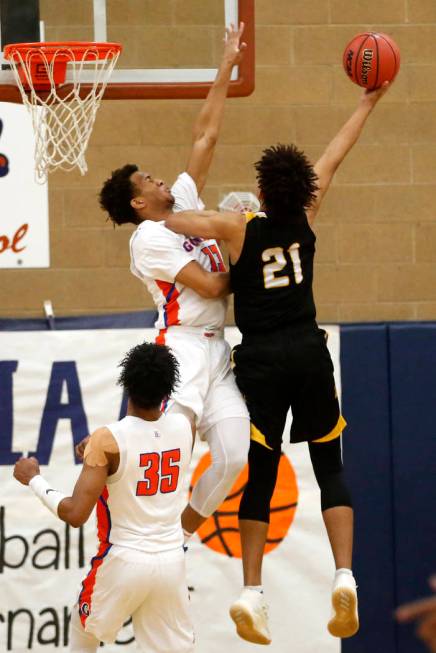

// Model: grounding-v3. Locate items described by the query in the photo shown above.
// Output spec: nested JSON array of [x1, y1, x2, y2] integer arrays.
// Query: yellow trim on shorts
[[250, 423, 274, 450], [312, 415, 347, 443]]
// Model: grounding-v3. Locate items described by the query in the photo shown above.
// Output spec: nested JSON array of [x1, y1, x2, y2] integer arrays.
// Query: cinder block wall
[[2, 0, 436, 321]]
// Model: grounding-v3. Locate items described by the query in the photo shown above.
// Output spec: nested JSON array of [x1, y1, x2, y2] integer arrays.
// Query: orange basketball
[[343, 32, 400, 89], [190, 452, 298, 558]]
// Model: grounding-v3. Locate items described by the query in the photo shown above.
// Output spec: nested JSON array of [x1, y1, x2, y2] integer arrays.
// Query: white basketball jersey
[[97, 413, 192, 553], [129, 172, 228, 331]]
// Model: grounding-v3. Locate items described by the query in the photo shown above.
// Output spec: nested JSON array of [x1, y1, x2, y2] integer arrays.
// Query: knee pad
[[308, 438, 352, 511], [317, 470, 352, 511], [239, 441, 281, 523]]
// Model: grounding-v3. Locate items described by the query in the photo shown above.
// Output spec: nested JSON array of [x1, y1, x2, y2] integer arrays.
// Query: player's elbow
[[205, 277, 228, 299], [68, 517, 85, 528], [194, 131, 218, 151], [62, 508, 88, 528], [197, 285, 218, 299]]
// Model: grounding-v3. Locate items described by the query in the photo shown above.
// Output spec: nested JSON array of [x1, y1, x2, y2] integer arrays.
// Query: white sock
[[183, 528, 193, 544], [245, 585, 263, 593], [335, 568, 353, 576]]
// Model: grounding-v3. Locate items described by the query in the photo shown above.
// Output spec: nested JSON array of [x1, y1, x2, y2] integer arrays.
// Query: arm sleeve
[[171, 172, 206, 212], [131, 227, 195, 283]]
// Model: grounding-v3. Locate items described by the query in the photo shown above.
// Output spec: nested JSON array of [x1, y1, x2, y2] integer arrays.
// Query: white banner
[[0, 103, 49, 269], [0, 326, 341, 653]]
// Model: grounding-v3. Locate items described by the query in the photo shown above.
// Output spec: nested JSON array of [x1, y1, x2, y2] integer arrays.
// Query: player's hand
[[222, 22, 247, 66], [360, 81, 390, 109], [14, 456, 40, 485], [396, 579, 436, 653], [75, 435, 90, 460]]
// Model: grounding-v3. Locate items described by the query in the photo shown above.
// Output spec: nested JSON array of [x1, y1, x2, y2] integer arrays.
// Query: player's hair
[[255, 144, 319, 222], [117, 342, 180, 409], [99, 164, 140, 226]]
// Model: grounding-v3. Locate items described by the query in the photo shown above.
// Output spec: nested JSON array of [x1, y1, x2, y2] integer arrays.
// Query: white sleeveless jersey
[[129, 172, 227, 331], [97, 413, 192, 553]]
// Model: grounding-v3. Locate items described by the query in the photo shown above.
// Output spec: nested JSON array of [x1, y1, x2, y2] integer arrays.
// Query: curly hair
[[99, 164, 140, 226], [117, 342, 180, 409], [255, 144, 319, 222]]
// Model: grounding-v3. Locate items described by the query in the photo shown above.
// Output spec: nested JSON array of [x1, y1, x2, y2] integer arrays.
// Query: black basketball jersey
[[230, 211, 317, 335]]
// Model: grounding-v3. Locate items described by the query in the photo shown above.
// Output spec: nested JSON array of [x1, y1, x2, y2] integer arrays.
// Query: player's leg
[[229, 339, 288, 645], [308, 436, 358, 638], [132, 547, 194, 653], [290, 327, 358, 638], [230, 434, 284, 645], [238, 441, 282, 586], [308, 436, 353, 568], [157, 330, 210, 537], [183, 415, 250, 534], [69, 608, 99, 652], [76, 545, 152, 646], [183, 337, 250, 536]]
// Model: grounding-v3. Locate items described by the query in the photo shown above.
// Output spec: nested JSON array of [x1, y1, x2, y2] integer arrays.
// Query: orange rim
[[3, 41, 122, 62]]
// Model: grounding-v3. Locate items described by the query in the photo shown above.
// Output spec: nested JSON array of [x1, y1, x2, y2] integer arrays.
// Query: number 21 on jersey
[[262, 243, 303, 289], [136, 449, 180, 496]]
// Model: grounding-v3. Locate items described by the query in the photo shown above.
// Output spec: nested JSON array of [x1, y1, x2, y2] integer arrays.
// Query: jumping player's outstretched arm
[[13, 427, 116, 528], [306, 83, 390, 225], [186, 22, 246, 194]]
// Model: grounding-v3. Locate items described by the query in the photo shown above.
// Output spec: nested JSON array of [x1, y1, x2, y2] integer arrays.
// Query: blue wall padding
[[0, 310, 158, 331], [341, 324, 397, 653], [389, 323, 436, 653]]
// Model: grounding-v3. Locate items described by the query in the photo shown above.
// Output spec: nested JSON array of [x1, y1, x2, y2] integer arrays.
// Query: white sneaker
[[229, 589, 272, 645], [328, 571, 359, 638]]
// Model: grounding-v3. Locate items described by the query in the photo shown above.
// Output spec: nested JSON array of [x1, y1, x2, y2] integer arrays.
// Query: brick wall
[[2, 0, 436, 321]]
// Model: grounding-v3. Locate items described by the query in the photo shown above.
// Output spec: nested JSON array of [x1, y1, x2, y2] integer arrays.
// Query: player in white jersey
[[99, 23, 250, 540], [14, 343, 195, 653]]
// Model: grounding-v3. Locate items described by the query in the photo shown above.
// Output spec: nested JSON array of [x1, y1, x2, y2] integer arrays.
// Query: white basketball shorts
[[77, 544, 194, 652], [156, 326, 249, 436]]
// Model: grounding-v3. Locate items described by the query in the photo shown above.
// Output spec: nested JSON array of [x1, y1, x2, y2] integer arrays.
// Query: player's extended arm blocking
[[186, 23, 247, 193], [166, 210, 244, 241], [307, 82, 390, 224]]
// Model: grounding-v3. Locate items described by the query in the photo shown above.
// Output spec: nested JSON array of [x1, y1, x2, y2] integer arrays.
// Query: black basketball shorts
[[232, 325, 346, 451]]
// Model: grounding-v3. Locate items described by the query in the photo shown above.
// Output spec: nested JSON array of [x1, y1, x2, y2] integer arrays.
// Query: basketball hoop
[[3, 41, 122, 183], [219, 191, 260, 213]]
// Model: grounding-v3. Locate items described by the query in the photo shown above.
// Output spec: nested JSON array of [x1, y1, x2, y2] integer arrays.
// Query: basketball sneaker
[[229, 588, 272, 645], [327, 570, 359, 638]]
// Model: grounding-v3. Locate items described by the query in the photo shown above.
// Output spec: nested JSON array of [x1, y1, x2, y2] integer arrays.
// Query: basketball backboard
[[0, 0, 255, 103]]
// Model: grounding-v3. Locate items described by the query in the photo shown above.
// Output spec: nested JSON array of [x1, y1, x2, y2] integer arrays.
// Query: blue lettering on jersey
[[183, 237, 203, 252]]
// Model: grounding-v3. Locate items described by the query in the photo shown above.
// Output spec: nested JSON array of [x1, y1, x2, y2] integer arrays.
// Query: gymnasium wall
[[2, 0, 436, 320]]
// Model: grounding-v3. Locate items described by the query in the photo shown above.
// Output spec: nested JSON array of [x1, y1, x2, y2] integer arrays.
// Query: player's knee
[[239, 483, 271, 523], [319, 470, 353, 512], [214, 452, 246, 485], [308, 438, 352, 511]]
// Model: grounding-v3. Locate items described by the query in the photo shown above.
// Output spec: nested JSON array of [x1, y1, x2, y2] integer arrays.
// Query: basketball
[[190, 452, 299, 558], [343, 32, 400, 89]]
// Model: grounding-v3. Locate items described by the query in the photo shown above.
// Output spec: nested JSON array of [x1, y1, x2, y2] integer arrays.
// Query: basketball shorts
[[232, 324, 346, 450], [76, 544, 194, 652], [156, 325, 249, 436]]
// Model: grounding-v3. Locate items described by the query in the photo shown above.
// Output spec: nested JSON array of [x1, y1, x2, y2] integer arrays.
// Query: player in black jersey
[[165, 83, 389, 645]]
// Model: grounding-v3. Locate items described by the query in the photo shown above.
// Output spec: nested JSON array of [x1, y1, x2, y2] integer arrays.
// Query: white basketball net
[[6, 45, 120, 183], [219, 191, 260, 213]]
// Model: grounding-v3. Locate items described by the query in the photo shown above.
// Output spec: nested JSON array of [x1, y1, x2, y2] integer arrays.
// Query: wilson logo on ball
[[361, 49, 374, 85], [190, 452, 299, 558]]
